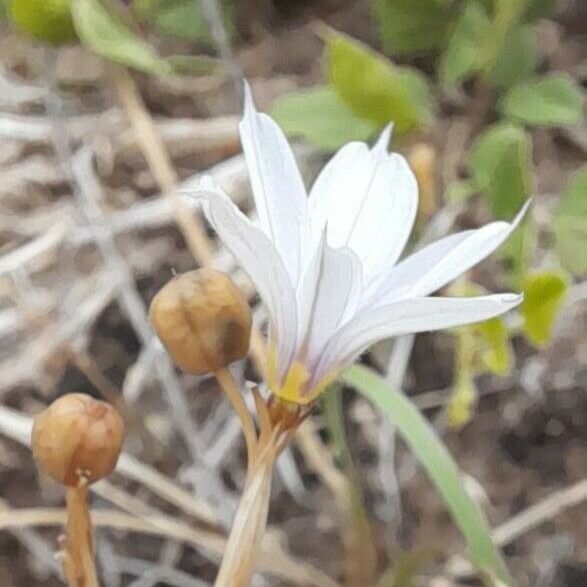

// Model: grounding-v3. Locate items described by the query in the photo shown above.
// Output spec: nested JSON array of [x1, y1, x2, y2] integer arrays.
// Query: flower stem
[[214, 367, 257, 466], [213, 436, 278, 587], [213, 395, 309, 587], [61, 481, 99, 587]]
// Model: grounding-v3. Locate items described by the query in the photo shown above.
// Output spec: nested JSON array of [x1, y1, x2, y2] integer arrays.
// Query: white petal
[[313, 293, 522, 385], [308, 141, 418, 280], [239, 83, 308, 284], [193, 183, 298, 372], [371, 123, 393, 156], [371, 201, 530, 306], [295, 235, 362, 372]]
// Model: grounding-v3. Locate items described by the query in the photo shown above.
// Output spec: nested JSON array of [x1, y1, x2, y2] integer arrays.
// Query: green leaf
[[521, 271, 568, 345], [373, 0, 453, 55], [343, 365, 515, 586], [446, 180, 476, 202], [9, 0, 77, 45], [150, 0, 207, 40], [270, 86, 377, 152], [326, 31, 435, 134], [522, 0, 558, 22], [475, 317, 512, 375], [135, 0, 233, 42], [554, 167, 587, 274], [447, 367, 478, 428], [439, 1, 491, 88], [72, 0, 172, 75], [499, 74, 584, 127], [482, 0, 527, 76], [499, 216, 534, 289], [489, 25, 537, 88], [469, 123, 531, 219]]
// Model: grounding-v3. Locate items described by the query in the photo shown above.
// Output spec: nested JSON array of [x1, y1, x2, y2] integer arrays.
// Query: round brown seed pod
[[149, 269, 252, 374], [32, 393, 125, 487]]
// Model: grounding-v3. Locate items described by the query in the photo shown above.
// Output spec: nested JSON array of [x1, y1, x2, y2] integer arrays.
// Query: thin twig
[[0, 404, 218, 527], [0, 508, 339, 587], [492, 479, 587, 547], [448, 479, 587, 580], [110, 65, 214, 264]]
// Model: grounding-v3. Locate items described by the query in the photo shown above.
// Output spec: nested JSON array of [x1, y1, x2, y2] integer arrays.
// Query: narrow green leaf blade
[[326, 31, 435, 134], [73, 0, 172, 75], [270, 86, 378, 151], [521, 271, 568, 345], [499, 74, 584, 127], [343, 365, 515, 586]]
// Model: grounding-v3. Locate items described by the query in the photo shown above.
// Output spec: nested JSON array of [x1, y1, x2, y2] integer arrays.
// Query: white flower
[[195, 84, 525, 404]]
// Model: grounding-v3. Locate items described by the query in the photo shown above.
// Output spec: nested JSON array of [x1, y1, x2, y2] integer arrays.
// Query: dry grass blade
[[448, 479, 587, 580], [0, 507, 339, 587], [0, 405, 217, 526]]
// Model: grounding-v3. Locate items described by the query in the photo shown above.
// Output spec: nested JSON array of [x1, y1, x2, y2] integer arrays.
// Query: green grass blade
[[343, 364, 515, 586]]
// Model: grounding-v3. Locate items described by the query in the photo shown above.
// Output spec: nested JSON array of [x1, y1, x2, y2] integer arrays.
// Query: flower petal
[[239, 83, 308, 284], [371, 123, 393, 156], [308, 139, 418, 280], [194, 180, 298, 372], [295, 235, 362, 373], [370, 201, 530, 306], [313, 293, 522, 385]]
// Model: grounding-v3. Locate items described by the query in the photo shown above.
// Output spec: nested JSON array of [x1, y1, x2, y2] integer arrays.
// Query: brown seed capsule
[[32, 393, 125, 487], [149, 269, 252, 374]]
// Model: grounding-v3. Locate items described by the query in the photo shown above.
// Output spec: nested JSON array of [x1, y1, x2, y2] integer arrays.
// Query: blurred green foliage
[[8, 0, 77, 45], [7, 0, 218, 75], [132, 0, 233, 42], [72, 0, 172, 75], [521, 271, 568, 345], [271, 87, 377, 151], [373, 0, 455, 55], [327, 32, 435, 134], [498, 74, 584, 126], [271, 0, 584, 439], [468, 123, 531, 219], [439, 1, 492, 87], [476, 317, 512, 375], [554, 168, 587, 275], [271, 31, 435, 150]]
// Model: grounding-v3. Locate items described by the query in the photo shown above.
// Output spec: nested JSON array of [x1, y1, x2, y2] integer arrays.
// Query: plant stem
[[213, 433, 279, 587], [214, 367, 257, 466], [213, 397, 308, 587], [61, 482, 99, 587]]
